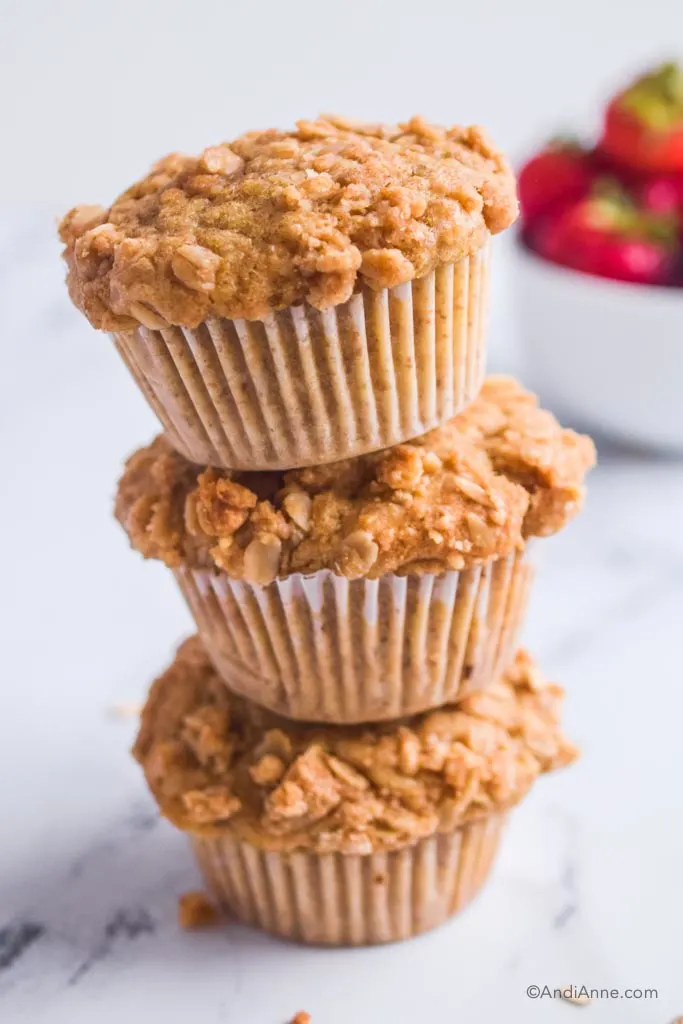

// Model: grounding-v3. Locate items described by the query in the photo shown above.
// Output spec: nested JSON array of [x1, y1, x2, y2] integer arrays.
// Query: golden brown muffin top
[[134, 638, 576, 854], [115, 377, 596, 584], [59, 116, 518, 330]]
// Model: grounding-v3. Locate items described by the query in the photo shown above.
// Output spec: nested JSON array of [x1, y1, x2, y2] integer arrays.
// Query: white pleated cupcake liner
[[173, 548, 533, 724], [191, 813, 505, 946], [112, 246, 489, 470]]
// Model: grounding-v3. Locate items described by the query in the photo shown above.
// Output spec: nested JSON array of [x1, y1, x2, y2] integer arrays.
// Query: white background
[[5, 0, 682, 364], [1, 0, 682, 210]]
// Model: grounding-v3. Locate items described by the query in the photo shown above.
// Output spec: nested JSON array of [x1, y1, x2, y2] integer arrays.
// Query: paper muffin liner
[[191, 813, 505, 946], [173, 547, 532, 724], [112, 245, 490, 470]]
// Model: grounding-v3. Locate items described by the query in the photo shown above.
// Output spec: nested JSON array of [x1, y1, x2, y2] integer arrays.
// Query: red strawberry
[[518, 143, 591, 223], [597, 237, 674, 284], [600, 62, 683, 175], [639, 175, 683, 218], [584, 146, 641, 189], [534, 181, 677, 285]]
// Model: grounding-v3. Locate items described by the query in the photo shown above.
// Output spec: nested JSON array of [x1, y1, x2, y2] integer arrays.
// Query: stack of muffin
[[59, 116, 595, 946]]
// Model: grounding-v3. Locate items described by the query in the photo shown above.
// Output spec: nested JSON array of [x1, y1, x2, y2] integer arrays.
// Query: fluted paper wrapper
[[174, 548, 532, 724], [112, 247, 489, 470], [192, 814, 505, 946]]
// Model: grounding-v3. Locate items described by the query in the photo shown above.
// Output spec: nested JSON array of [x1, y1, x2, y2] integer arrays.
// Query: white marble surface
[[2, 216, 683, 1023]]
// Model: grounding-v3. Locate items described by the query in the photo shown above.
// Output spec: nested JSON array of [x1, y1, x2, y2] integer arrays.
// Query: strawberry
[[639, 175, 683, 219], [598, 238, 674, 284], [600, 62, 683, 175], [584, 146, 641, 188], [534, 180, 677, 285], [518, 142, 591, 222]]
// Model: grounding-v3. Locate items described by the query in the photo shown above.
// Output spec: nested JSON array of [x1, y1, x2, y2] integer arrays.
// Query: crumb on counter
[[177, 890, 219, 929], [560, 989, 591, 1007], [108, 701, 143, 719]]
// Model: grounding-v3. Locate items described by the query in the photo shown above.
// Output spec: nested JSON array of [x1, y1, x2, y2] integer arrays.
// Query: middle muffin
[[116, 376, 595, 723]]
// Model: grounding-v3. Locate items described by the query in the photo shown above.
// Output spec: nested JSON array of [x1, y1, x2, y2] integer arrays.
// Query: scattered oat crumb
[[560, 989, 591, 1006], [108, 701, 142, 719], [289, 1013, 311, 1024], [177, 890, 218, 929]]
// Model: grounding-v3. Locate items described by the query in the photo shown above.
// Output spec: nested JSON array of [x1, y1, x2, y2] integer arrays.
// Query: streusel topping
[[115, 377, 595, 583], [134, 638, 576, 854], [59, 116, 517, 330]]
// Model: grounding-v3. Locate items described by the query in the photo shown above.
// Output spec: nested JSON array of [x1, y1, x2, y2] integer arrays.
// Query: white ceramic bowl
[[515, 244, 683, 452]]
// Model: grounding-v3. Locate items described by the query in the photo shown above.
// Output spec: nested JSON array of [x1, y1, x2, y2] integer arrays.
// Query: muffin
[[134, 638, 577, 946], [59, 116, 518, 470], [116, 377, 595, 723]]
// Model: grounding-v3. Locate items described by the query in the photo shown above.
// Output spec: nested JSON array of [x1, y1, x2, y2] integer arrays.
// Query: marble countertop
[[2, 217, 682, 1023]]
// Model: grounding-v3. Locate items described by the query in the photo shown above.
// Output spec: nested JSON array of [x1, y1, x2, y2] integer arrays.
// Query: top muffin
[[59, 115, 518, 330]]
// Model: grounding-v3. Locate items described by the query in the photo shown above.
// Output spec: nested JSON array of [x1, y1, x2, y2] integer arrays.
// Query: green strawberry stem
[[546, 135, 586, 154], [620, 61, 683, 131], [587, 177, 678, 246]]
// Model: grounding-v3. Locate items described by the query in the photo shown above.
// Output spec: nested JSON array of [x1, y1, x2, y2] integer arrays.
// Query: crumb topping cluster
[[134, 638, 576, 854], [59, 116, 518, 330], [115, 377, 596, 583]]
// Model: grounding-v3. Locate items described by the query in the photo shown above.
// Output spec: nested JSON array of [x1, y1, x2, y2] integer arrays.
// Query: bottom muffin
[[191, 814, 505, 945], [133, 638, 577, 946]]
